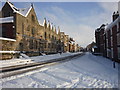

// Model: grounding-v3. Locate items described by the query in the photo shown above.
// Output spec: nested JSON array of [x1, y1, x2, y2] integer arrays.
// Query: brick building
[[0, 1, 79, 60], [95, 24, 106, 56], [95, 2, 120, 62], [105, 12, 120, 62]]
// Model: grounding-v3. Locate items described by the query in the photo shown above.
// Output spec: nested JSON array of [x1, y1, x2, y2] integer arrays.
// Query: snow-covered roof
[[95, 28, 100, 32], [0, 37, 16, 41], [106, 16, 120, 31], [0, 51, 19, 53], [7, 1, 32, 17], [38, 21, 44, 26], [0, 16, 13, 23]]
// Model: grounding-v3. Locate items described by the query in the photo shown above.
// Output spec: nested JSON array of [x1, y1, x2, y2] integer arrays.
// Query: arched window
[[29, 39, 33, 49], [44, 32, 47, 40], [31, 15, 35, 22], [55, 37, 56, 40], [49, 34, 51, 39], [52, 35, 54, 40], [27, 25, 30, 31], [22, 23, 24, 34], [34, 40, 38, 49], [31, 27, 35, 35]]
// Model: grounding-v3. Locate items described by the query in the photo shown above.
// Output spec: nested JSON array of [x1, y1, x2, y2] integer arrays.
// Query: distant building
[[0, 1, 80, 59], [86, 42, 96, 53], [95, 24, 107, 56]]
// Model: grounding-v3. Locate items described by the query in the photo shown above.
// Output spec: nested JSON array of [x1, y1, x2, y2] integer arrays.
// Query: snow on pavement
[[0, 52, 82, 68], [1, 52, 118, 88]]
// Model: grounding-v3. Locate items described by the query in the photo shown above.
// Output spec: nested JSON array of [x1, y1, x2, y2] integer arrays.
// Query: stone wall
[[0, 39, 20, 60]]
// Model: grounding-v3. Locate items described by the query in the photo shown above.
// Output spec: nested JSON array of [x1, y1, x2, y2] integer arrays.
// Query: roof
[[106, 16, 120, 31], [0, 16, 13, 23], [7, 1, 32, 17], [0, 37, 16, 41], [95, 24, 106, 32], [95, 28, 100, 32], [0, 51, 20, 53]]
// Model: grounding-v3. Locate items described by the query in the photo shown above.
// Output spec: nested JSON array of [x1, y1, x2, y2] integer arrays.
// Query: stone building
[[0, 1, 79, 59]]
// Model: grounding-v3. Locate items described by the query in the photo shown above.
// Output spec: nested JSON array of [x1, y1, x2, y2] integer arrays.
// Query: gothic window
[[52, 35, 54, 40], [55, 37, 56, 40], [31, 27, 35, 35], [34, 40, 38, 49], [29, 40, 33, 49], [22, 23, 24, 34], [49, 34, 50, 39], [31, 15, 35, 22], [27, 25, 30, 31], [26, 19, 28, 23], [44, 32, 47, 40]]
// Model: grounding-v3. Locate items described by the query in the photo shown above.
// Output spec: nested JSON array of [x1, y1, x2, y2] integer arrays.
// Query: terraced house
[[95, 2, 120, 63], [0, 1, 79, 60]]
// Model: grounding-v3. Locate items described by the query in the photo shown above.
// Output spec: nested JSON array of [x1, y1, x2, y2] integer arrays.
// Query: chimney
[[112, 11, 119, 21], [31, 3, 33, 8]]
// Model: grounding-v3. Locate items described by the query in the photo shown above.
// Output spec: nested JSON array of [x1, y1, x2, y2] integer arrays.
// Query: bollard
[[113, 61, 116, 68]]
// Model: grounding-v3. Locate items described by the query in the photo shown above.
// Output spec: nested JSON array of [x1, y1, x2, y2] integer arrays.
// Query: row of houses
[[95, 2, 120, 63], [0, 1, 81, 60]]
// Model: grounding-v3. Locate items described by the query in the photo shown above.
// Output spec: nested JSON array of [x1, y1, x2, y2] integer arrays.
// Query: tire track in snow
[[66, 55, 117, 87], [42, 67, 87, 88], [28, 75, 55, 88], [59, 60, 115, 88], [28, 81, 39, 88]]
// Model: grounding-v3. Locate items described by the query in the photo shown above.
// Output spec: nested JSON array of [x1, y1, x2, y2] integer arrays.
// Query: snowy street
[[1, 52, 119, 88]]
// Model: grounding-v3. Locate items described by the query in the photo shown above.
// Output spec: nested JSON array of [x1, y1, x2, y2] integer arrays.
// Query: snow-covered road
[[1, 52, 118, 88]]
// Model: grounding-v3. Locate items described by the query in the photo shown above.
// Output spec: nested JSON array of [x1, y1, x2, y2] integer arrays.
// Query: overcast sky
[[1, 1, 118, 47]]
